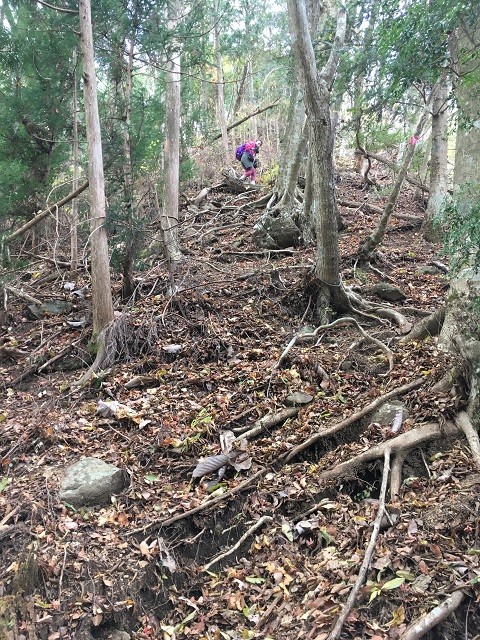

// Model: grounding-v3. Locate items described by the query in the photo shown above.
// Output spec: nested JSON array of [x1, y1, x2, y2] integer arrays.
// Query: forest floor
[[1, 164, 480, 640]]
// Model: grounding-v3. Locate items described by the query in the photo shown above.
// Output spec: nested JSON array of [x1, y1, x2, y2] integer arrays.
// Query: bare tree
[[78, 0, 114, 334]]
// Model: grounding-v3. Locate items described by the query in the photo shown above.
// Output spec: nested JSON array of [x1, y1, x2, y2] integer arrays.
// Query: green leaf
[[382, 577, 405, 590], [369, 588, 380, 602], [144, 474, 161, 482], [282, 523, 294, 542], [245, 576, 265, 584], [396, 570, 416, 580], [0, 478, 10, 493]]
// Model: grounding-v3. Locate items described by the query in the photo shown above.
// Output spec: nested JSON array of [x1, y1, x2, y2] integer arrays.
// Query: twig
[[58, 543, 69, 599], [284, 377, 427, 462], [0, 505, 20, 527], [124, 468, 267, 537], [401, 591, 465, 640], [202, 515, 273, 573], [327, 449, 391, 640]]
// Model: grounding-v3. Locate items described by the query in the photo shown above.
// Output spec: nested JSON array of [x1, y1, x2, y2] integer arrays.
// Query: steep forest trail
[[1, 166, 479, 640]]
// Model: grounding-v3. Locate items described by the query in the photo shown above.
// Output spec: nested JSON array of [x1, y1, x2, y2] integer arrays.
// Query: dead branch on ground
[[328, 449, 391, 640], [234, 407, 301, 439], [202, 516, 273, 573], [125, 468, 268, 537]]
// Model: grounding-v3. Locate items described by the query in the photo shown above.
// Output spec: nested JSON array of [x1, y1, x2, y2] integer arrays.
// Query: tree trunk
[[214, 18, 229, 163], [422, 77, 450, 242], [287, 0, 350, 317], [78, 0, 115, 335], [161, 0, 182, 263], [70, 48, 79, 276], [359, 88, 438, 261]]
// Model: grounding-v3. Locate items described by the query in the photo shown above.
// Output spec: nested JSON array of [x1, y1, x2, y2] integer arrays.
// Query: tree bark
[[214, 13, 229, 163], [78, 0, 115, 335], [422, 76, 450, 242], [161, 0, 182, 263], [287, 0, 350, 317], [71, 48, 79, 276]]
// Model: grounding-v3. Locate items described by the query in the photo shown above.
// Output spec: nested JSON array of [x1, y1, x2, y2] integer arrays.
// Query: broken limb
[[455, 411, 480, 471], [401, 591, 465, 640], [328, 449, 391, 640], [3, 181, 89, 244], [211, 101, 279, 140], [274, 317, 393, 372], [284, 376, 426, 462], [202, 516, 273, 573], [319, 421, 459, 482]]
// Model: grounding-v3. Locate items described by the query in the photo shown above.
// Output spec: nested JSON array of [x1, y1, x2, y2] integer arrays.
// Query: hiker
[[236, 140, 262, 184]]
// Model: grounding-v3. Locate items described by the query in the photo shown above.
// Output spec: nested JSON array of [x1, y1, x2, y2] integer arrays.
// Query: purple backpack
[[235, 143, 246, 161]]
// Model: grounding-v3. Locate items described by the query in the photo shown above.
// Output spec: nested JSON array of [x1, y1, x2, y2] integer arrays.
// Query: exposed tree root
[[390, 448, 411, 499], [284, 376, 427, 462], [328, 449, 391, 640], [346, 287, 412, 334], [455, 411, 480, 471], [76, 313, 162, 386], [202, 515, 273, 573], [401, 591, 466, 640], [319, 421, 459, 481], [400, 306, 445, 343], [275, 317, 393, 372]]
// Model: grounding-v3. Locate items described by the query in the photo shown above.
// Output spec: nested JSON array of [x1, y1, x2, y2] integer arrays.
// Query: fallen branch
[[328, 449, 391, 640], [284, 377, 426, 462], [401, 591, 465, 640], [455, 411, 480, 471], [234, 407, 301, 439], [211, 101, 280, 140], [202, 515, 273, 573], [5, 285, 42, 306], [4, 181, 89, 244], [390, 448, 411, 499], [124, 468, 268, 537], [339, 200, 423, 223], [319, 421, 459, 481]]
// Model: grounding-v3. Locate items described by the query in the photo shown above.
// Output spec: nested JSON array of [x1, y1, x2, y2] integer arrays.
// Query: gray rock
[[417, 266, 441, 275], [27, 300, 72, 319], [59, 457, 125, 508], [111, 631, 131, 640], [370, 283, 407, 302], [286, 392, 314, 405], [253, 207, 301, 249], [371, 401, 409, 425]]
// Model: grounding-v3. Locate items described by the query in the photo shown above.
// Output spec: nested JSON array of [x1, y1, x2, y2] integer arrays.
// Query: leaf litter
[[1, 168, 479, 639]]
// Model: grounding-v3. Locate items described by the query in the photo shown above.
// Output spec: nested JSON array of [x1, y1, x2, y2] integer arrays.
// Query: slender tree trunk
[[287, 0, 349, 317], [214, 17, 229, 162], [422, 78, 450, 242], [71, 49, 79, 276], [272, 64, 306, 208], [359, 86, 440, 260], [161, 0, 182, 263], [78, 0, 114, 335]]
